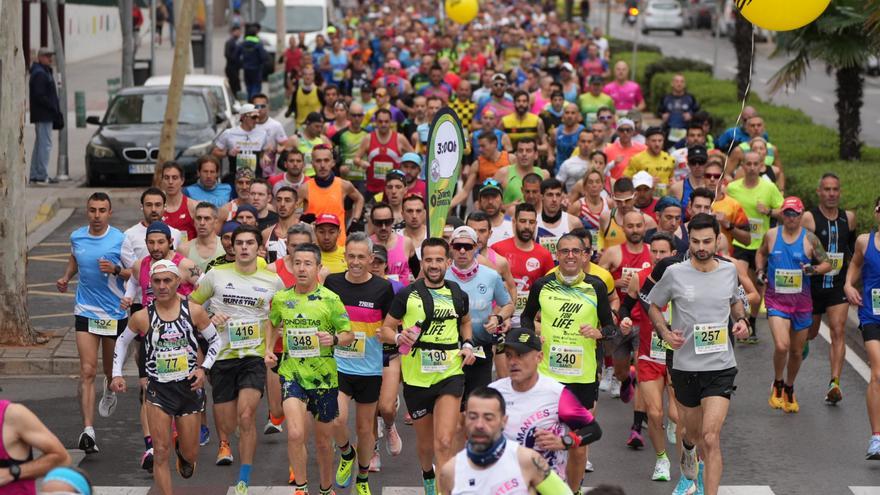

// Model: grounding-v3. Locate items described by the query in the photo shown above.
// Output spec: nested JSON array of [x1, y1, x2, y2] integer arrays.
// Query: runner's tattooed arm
[[805, 231, 832, 275]]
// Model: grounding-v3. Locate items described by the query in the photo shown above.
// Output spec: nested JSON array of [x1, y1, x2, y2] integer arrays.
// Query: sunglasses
[[704, 173, 722, 180], [452, 242, 476, 251], [782, 210, 801, 218], [372, 218, 394, 227], [598, 115, 613, 121], [254, 104, 267, 109], [350, 113, 364, 117], [557, 248, 584, 257], [688, 160, 707, 166], [613, 195, 635, 202], [376, 92, 388, 97], [617, 127, 633, 133]]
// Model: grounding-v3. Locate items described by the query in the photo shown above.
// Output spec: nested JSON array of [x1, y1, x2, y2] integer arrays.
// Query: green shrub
[[610, 51, 664, 88], [644, 57, 712, 97], [608, 38, 662, 55], [784, 161, 879, 231]]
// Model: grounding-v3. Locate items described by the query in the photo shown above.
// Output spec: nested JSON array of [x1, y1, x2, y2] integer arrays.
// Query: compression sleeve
[[536, 470, 572, 495], [112, 326, 138, 378], [124, 274, 138, 300], [558, 387, 603, 447], [520, 276, 549, 331], [199, 323, 221, 371], [619, 293, 639, 320]]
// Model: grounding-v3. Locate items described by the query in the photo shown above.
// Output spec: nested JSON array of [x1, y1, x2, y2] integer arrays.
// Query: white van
[[253, 0, 334, 58]]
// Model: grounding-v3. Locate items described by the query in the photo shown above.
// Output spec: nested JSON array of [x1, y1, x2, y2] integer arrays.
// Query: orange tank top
[[305, 177, 347, 246]]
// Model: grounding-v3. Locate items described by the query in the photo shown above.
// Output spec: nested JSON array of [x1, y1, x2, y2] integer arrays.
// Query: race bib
[[227, 319, 262, 349], [589, 229, 600, 251], [373, 160, 394, 178], [548, 344, 583, 376], [655, 182, 669, 198], [621, 266, 640, 285], [650, 331, 667, 361], [547, 55, 560, 67], [286, 327, 320, 358], [668, 128, 687, 143], [236, 151, 257, 173], [827, 252, 844, 277], [420, 349, 453, 373], [472, 345, 487, 360], [872, 288, 880, 316], [693, 322, 728, 355], [332, 69, 345, 81], [748, 217, 764, 241], [774, 268, 803, 294], [335, 331, 366, 359], [88, 318, 118, 337], [539, 236, 558, 257], [344, 158, 366, 181], [156, 346, 188, 383]]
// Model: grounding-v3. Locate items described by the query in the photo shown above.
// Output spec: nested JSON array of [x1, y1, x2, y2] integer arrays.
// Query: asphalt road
[[16, 209, 880, 495], [598, 9, 880, 146]]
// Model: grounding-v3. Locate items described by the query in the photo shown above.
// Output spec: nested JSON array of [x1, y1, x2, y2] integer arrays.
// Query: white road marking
[[810, 95, 825, 103], [95, 489, 150, 495], [851, 488, 880, 495], [718, 488, 777, 495], [88, 487, 786, 495], [818, 321, 871, 382]]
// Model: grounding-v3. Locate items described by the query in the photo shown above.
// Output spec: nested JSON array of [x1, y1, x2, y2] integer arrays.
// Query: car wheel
[[675, 29, 683, 36], [642, 28, 649, 35]]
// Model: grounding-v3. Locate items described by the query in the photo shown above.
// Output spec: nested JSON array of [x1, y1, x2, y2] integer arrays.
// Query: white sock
[[84, 426, 95, 437]]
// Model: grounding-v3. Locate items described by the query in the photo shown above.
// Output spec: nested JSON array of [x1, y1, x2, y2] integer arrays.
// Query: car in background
[[144, 74, 241, 122], [84, 86, 229, 186], [251, 0, 335, 71], [685, 0, 718, 29], [717, 0, 770, 41], [642, 0, 685, 36]]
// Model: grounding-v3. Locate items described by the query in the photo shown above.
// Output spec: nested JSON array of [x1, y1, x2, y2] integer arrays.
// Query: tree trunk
[[732, 10, 752, 100], [153, 0, 198, 186], [0, 0, 41, 345], [119, 0, 135, 87], [835, 66, 863, 161]]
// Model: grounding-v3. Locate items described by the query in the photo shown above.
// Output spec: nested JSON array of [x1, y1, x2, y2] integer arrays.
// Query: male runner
[[122, 222, 201, 308], [266, 243, 353, 495], [189, 225, 285, 495], [248, 179, 279, 231], [438, 387, 574, 495], [269, 149, 310, 197], [177, 202, 225, 272], [647, 213, 751, 495], [601, 178, 657, 249], [111, 260, 221, 495], [756, 197, 831, 413], [802, 172, 857, 404], [491, 203, 555, 327], [843, 196, 880, 459], [490, 328, 603, 492], [57, 192, 128, 454], [401, 195, 428, 250], [477, 179, 514, 247], [379, 238, 476, 495], [494, 138, 549, 207], [261, 187, 299, 263], [536, 178, 584, 259], [301, 145, 365, 246], [314, 213, 348, 274], [159, 162, 198, 241], [355, 108, 414, 195], [325, 233, 395, 494], [521, 234, 617, 491]]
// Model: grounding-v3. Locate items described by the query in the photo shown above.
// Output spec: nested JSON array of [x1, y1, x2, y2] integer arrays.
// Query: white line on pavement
[[88, 487, 787, 495], [851, 488, 880, 494], [818, 321, 871, 382], [718, 487, 776, 495], [810, 95, 825, 103]]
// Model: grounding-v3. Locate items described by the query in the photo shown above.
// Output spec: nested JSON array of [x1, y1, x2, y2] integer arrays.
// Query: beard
[[692, 248, 713, 261], [516, 229, 533, 243]]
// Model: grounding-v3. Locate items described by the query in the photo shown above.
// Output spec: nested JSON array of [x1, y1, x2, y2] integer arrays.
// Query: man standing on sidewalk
[[29, 47, 61, 185], [225, 25, 243, 98]]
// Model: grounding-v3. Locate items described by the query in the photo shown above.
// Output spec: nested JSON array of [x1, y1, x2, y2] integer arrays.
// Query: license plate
[[129, 163, 155, 174]]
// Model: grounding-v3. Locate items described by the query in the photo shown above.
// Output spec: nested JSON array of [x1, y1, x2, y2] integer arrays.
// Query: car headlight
[[87, 142, 114, 158], [182, 141, 215, 157]]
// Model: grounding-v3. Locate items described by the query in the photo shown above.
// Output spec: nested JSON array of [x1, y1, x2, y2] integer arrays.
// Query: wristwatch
[[9, 463, 21, 481], [493, 314, 504, 328], [332, 335, 339, 346], [113, 265, 122, 276], [561, 432, 578, 450]]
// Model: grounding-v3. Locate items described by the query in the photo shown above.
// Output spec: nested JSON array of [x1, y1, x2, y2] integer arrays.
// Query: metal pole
[[151, 0, 156, 75], [46, 0, 70, 180], [249, 0, 256, 24], [276, 0, 285, 57], [205, 0, 214, 73], [712, 1, 721, 79], [605, 0, 611, 38], [631, 12, 639, 82]]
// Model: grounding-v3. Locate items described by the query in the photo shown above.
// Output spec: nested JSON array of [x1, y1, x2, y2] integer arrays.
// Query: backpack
[[408, 278, 468, 354]]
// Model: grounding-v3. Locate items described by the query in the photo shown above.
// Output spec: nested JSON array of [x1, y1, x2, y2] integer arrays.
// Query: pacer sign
[[426, 108, 465, 238]]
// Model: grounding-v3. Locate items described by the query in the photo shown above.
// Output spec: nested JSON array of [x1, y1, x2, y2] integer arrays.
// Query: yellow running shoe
[[336, 454, 354, 488], [783, 390, 800, 413], [356, 480, 372, 495], [768, 383, 784, 410]]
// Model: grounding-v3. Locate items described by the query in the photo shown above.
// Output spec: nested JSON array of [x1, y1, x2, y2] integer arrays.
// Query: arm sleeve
[[520, 277, 547, 331], [589, 276, 616, 338], [112, 326, 139, 377], [199, 323, 221, 370], [558, 388, 602, 447], [618, 293, 639, 320], [124, 274, 138, 300], [536, 470, 573, 495], [121, 236, 136, 268]]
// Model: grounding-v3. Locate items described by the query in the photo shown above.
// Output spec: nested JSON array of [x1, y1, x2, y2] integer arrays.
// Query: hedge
[[608, 38, 662, 55], [643, 57, 712, 97], [610, 51, 664, 89]]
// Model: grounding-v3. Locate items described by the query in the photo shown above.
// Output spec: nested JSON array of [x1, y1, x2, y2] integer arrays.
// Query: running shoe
[[599, 366, 614, 392], [98, 377, 118, 418], [234, 481, 248, 495], [356, 480, 372, 495], [369, 449, 381, 472], [288, 467, 296, 485], [693, 462, 705, 494], [216, 440, 233, 466], [619, 372, 635, 403], [746, 328, 759, 344], [768, 383, 784, 410], [672, 476, 695, 495], [77, 430, 99, 454], [140, 448, 154, 472], [385, 423, 403, 456], [867, 436, 880, 460], [825, 381, 843, 405], [665, 420, 677, 445], [651, 454, 671, 481], [584, 460, 594, 472], [377, 417, 385, 439], [680, 444, 698, 480], [200, 424, 211, 446], [336, 455, 354, 488], [423, 477, 437, 495], [626, 428, 644, 449], [610, 376, 622, 398], [175, 446, 195, 479], [782, 389, 800, 413], [263, 419, 283, 435]]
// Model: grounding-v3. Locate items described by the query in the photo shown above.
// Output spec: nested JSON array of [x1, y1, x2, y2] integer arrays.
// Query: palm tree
[[768, 0, 874, 160], [732, 11, 753, 100]]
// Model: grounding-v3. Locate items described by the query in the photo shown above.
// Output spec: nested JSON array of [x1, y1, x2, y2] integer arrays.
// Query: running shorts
[[670, 367, 737, 408], [767, 308, 812, 331], [861, 323, 880, 343], [637, 359, 668, 384], [403, 375, 465, 420], [811, 285, 848, 315], [74, 315, 128, 337], [563, 381, 600, 410], [208, 356, 266, 403], [145, 379, 206, 417], [281, 378, 339, 423], [338, 372, 382, 404], [462, 344, 495, 410]]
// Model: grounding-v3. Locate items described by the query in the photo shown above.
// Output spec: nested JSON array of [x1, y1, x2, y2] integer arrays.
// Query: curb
[[26, 197, 61, 235]]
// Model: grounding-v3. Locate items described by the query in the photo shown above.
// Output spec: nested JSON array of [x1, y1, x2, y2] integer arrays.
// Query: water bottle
[[397, 321, 422, 355]]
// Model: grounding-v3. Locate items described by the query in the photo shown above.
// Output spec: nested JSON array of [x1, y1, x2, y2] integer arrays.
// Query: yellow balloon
[[445, 0, 478, 25], [737, 0, 831, 32]]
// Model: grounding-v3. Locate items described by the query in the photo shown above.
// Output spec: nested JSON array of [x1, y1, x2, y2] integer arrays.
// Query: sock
[[830, 377, 840, 387], [144, 436, 152, 450], [84, 426, 95, 437], [604, 356, 613, 368], [748, 316, 756, 333], [423, 469, 435, 480], [238, 464, 252, 484], [340, 442, 355, 461], [632, 411, 647, 433], [783, 384, 794, 399], [269, 413, 285, 426], [773, 379, 784, 396], [294, 483, 308, 493], [872, 433, 880, 438], [357, 464, 369, 482], [682, 440, 694, 451], [320, 487, 332, 495], [657, 450, 668, 459]]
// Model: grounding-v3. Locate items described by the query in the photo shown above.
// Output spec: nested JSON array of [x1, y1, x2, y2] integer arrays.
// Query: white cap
[[150, 259, 180, 277], [617, 118, 635, 129], [632, 171, 654, 189], [451, 226, 478, 244], [238, 103, 259, 117]]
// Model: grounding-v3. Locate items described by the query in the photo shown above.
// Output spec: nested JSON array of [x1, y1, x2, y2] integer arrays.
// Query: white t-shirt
[[556, 155, 590, 193], [214, 125, 270, 155], [255, 117, 287, 147]]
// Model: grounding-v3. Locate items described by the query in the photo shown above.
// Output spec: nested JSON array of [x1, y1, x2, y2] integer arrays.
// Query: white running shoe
[[610, 376, 622, 398], [377, 417, 385, 439], [584, 460, 594, 472], [680, 444, 698, 480], [598, 366, 614, 392], [651, 455, 671, 481], [98, 377, 117, 418]]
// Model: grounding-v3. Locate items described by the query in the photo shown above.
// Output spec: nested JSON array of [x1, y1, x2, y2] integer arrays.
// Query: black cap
[[500, 328, 542, 353], [305, 112, 323, 124], [372, 244, 388, 263], [687, 145, 708, 163], [588, 74, 604, 85], [644, 126, 664, 139]]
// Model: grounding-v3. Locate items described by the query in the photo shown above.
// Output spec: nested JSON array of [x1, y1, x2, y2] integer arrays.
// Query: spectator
[[239, 24, 268, 100], [223, 25, 242, 97], [0, 400, 71, 494], [28, 47, 61, 185]]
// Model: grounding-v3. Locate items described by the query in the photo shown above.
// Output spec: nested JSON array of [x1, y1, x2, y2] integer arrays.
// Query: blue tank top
[[765, 227, 812, 314], [681, 178, 694, 221], [859, 230, 880, 325], [328, 51, 348, 84], [555, 124, 584, 172], [471, 128, 504, 157]]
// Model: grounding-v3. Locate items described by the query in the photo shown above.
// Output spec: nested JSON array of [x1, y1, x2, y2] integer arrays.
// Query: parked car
[[144, 74, 241, 122], [642, 0, 685, 36], [685, 0, 718, 29], [717, 0, 770, 42], [84, 86, 229, 186]]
